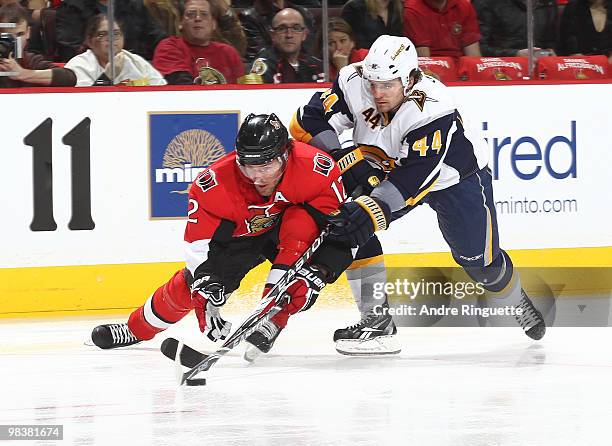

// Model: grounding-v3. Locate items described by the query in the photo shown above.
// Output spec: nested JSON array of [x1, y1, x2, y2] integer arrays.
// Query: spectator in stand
[[316, 17, 368, 79], [0, 3, 76, 87], [145, 0, 246, 58], [65, 14, 166, 86], [248, 8, 323, 83], [211, 0, 247, 58], [1, 0, 42, 22], [55, 0, 166, 62], [233, 0, 322, 5], [473, 0, 558, 58], [153, 0, 244, 84], [341, 0, 403, 49], [558, 0, 612, 62], [238, 0, 316, 63], [1, 0, 44, 54], [144, 0, 182, 36], [403, 0, 482, 57]]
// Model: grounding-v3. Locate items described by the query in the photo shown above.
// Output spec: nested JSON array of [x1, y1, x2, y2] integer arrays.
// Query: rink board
[[1, 247, 611, 319], [0, 83, 611, 317]]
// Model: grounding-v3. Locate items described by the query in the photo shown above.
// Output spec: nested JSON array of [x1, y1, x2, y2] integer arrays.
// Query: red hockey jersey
[[184, 141, 345, 275]]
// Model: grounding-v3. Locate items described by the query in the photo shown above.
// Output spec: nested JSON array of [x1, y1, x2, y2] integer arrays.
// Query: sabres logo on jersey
[[360, 145, 397, 173], [196, 169, 218, 192], [245, 204, 280, 234], [313, 153, 334, 177], [349, 64, 363, 81], [405, 90, 437, 112]]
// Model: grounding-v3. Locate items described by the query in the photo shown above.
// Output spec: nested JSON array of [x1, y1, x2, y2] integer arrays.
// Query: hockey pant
[[347, 168, 524, 318], [128, 206, 335, 340]]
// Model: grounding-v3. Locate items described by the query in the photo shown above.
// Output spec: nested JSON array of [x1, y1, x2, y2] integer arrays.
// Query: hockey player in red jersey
[[91, 113, 352, 359]]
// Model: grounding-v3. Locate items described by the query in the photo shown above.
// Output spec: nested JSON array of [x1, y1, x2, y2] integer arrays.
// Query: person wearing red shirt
[[403, 0, 481, 58], [153, 0, 244, 84], [90, 114, 352, 361]]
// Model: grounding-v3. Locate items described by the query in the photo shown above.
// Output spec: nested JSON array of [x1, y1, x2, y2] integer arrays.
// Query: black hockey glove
[[329, 196, 391, 247], [190, 275, 232, 342], [331, 147, 386, 197]]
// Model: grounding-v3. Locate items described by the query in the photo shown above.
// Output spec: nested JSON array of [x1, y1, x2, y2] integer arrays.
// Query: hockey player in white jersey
[[291, 35, 546, 354]]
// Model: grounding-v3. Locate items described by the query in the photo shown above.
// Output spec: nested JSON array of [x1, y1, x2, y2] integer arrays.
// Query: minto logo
[[149, 112, 239, 218]]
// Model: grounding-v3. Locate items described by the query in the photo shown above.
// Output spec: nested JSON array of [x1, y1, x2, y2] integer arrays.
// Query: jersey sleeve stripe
[[290, 110, 313, 143]]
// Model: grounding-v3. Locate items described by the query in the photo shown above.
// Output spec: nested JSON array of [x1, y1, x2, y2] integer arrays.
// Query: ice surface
[[1, 309, 611, 446]]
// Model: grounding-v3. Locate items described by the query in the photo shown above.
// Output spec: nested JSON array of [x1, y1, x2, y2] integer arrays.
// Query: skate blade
[[335, 336, 401, 356], [243, 344, 264, 363]]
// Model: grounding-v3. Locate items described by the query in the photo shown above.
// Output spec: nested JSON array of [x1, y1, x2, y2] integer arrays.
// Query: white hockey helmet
[[362, 35, 419, 93]]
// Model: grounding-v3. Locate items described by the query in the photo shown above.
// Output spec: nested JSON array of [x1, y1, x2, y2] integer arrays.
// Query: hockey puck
[[185, 378, 207, 386]]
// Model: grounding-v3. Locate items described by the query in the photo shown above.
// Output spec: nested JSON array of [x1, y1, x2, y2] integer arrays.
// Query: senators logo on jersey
[[244, 204, 281, 235]]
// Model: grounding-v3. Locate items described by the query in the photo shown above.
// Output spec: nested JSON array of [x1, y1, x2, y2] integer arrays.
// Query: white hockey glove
[[190, 276, 232, 342]]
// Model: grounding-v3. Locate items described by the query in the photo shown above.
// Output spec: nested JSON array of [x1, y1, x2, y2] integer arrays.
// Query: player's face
[[368, 78, 405, 113], [239, 157, 286, 196]]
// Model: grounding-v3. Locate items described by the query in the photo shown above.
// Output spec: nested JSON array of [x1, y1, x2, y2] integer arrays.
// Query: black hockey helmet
[[235, 113, 289, 165]]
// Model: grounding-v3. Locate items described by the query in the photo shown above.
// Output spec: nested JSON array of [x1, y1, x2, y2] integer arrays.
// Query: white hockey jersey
[[291, 63, 489, 212]]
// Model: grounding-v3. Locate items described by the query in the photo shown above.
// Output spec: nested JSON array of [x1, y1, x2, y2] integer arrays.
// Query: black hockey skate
[[244, 319, 283, 362], [91, 323, 141, 349], [334, 308, 401, 355], [515, 290, 546, 340]]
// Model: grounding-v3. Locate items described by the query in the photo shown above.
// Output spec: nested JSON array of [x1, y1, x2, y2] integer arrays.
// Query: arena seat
[[418, 56, 458, 82], [535, 55, 609, 80], [457, 57, 528, 81]]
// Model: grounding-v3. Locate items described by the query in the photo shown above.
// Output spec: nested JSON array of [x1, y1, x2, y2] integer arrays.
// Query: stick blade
[[161, 337, 208, 368], [172, 341, 190, 385]]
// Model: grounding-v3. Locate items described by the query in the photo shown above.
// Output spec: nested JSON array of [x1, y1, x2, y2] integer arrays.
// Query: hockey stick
[[161, 337, 204, 368], [170, 226, 330, 385]]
